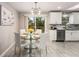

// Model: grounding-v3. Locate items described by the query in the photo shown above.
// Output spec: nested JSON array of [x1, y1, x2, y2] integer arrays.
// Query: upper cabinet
[[69, 12, 79, 24], [49, 12, 62, 24]]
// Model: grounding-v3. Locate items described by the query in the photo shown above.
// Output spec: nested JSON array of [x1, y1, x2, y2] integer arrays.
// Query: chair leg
[[15, 46, 16, 55], [17, 47, 21, 57], [35, 48, 41, 57], [40, 50, 42, 57], [20, 47, 26, 57], [45, 46, 47, 56], [19, 47, 21, 56]]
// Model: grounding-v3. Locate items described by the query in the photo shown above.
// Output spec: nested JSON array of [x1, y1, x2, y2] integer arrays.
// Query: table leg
[[29, 34, 32, 57]]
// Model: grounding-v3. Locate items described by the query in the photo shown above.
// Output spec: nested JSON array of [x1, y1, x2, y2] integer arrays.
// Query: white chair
[[35, 29, 42, 35], [36, 32, 49, 56], [20, 29, 28, 40], [20, 29, 26, 35]]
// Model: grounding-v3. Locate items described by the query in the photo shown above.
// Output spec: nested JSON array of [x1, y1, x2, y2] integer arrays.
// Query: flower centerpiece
[[28, 28, 34, 33]]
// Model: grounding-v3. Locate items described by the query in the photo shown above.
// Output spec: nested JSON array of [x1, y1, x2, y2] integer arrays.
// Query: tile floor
[[18, 41, 79, 57]]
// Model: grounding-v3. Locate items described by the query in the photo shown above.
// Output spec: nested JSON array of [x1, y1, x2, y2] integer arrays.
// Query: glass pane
[[36, 16, 45, 33], [28, 17, 35, 31]]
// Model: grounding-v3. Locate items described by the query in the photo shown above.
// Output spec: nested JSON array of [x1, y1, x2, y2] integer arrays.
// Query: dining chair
[[20, 29, 26, 35], [35, 29, 42, 35], [36, 32, 49, 57], [15, 32, 21, 56], [20, 29, 29, 40], [15, 32, 29, 56]]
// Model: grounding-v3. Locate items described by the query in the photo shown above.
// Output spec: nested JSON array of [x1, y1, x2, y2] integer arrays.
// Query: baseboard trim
[[0, 42, 15, 57]]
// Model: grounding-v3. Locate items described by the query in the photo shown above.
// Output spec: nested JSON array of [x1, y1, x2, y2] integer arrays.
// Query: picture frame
[[0, 5, 15, 26]]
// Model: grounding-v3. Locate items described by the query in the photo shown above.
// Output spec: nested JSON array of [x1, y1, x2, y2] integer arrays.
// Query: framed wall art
[[0, 5, 15, 26]]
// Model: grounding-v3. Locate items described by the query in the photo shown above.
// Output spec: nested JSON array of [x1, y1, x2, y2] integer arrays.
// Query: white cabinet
[[65, 31, 79, 41], [49, 30, 57, 41], [69, 12, 79, 24], [65, 31, 71, 41], [69, 14, 74, 24], [72, 31, 79, 40], [49, 12, 62, 24]]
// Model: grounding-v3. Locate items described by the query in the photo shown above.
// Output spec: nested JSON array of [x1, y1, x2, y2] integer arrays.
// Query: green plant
[[36, 17, 45, 32]]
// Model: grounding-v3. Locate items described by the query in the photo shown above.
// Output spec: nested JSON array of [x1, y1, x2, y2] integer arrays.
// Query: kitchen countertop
[[67, 29, 79, 31], [51, 29, 79, 31]]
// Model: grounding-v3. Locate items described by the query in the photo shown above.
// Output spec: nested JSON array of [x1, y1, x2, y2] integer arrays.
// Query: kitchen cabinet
[[72, 31, 79, 40], [69, 12, 79, 24], [65, 31, 72, 41], [49, 12, 62, 24], [49, 30, 57, 41], [65, 30, 79, 41]]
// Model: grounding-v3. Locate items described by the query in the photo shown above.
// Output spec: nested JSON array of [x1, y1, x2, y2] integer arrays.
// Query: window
[[28, 17, 35, 30], [28, 16, 45, 33]]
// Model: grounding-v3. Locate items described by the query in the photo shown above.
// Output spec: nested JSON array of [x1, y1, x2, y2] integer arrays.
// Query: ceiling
[[7, 2, 79, 13]]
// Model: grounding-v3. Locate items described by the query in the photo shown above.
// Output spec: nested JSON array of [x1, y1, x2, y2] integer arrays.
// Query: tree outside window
[[36, 17, 45, 33]]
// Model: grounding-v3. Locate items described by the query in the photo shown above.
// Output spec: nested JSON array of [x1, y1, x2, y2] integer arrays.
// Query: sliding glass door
[[28, 16, 45, 33]]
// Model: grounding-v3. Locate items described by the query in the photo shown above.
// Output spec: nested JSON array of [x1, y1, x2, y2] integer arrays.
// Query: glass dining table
[[20, 32, 40, 57]]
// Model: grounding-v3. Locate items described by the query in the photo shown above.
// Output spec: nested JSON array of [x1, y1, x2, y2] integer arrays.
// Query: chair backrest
[[35, 29, 42, 35], [40, 32, 49, 49], [20, 29, 25, 35], [15, 32, 21, 47]]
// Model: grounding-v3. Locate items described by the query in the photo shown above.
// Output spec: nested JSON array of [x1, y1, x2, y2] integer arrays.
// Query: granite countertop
[[66, 29, 79, 30], [50, 29, 79, 30]]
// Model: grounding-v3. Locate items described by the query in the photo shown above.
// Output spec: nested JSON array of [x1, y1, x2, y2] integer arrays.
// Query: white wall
[[0, 3, 19, 56], [0, 26, 15, 55]]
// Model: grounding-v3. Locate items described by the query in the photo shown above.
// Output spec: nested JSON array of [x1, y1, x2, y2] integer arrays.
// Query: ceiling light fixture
[[31, 2, 41, 16]]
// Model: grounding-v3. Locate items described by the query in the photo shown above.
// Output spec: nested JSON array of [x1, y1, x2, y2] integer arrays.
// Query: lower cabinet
[[49, 30, 57, 41], [65, 31, 72, 41], [65, 30, 79, 41], [49, 30, 79, 41], [72, 31, 79, 40]]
